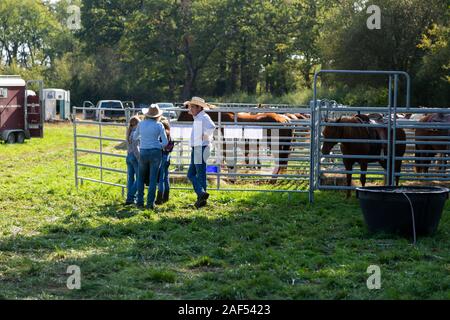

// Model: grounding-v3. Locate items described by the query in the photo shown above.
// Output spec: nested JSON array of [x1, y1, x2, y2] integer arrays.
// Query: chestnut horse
[[177, 107, 293, 175], [415, 113, 450, 174], [321, 114, 406, 197]]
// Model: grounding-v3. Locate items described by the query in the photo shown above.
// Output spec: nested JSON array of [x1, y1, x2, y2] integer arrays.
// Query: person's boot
[[162, 190, 170, 204], [194, 192, 209, 209], [155, 192, 164, 205], [199, 192, 210, 202]]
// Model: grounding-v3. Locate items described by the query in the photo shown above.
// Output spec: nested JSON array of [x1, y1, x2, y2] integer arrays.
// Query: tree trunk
[[240, 39, 248, 92], [247, 70, 257, 95], [182, 70, 195, 101], [168, 70, 177, 100], [229, 52, 239, 94]]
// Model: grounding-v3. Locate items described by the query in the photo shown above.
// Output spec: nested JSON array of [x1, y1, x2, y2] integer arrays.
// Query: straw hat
[[187, 97, 210, 110], [142, 104, 163, 118]]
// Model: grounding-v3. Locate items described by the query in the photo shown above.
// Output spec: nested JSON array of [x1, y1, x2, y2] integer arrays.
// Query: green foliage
[[146, 268, 177, 283], [0, 0, 63, 67], [211, 85, 389, 107], [0, 61, 45, 82], [0, 0, 448, 107], [319, 0, 449, 106], [415, 23, 450, 106], [187, 256, 224, 269]]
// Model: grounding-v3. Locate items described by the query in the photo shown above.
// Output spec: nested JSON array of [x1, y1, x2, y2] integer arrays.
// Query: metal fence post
[[217, 110, 222, 191], [391, 75, 399, 186], [73, 110, 79, 189], [309, 75, 319, 203], [99, 117, 103, 182], [125, 108, 130, 196], [387, 75, 392, 186]]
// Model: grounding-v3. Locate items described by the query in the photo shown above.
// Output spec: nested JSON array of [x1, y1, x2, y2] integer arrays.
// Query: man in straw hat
[[186, 97, 216, 209], [134, 104, 168, 209]]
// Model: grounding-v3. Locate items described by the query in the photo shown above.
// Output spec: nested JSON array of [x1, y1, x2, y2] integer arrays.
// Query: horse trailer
[[0, 75, 44, 144], [43, 88, 71, 121]]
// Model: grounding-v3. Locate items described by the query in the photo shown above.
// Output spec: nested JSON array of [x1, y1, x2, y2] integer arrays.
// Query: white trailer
[[43, 88, 71, 121]]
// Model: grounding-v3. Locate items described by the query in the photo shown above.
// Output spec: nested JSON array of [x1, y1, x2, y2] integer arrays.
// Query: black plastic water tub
[[356, 186, 448, 237]]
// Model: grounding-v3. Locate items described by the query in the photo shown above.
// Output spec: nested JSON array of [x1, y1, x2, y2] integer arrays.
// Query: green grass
[[0, 124, 449, 300]]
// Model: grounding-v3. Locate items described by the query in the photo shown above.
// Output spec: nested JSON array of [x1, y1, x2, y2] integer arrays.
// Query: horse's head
[[429, 113, 450, 123], [176, 102, 194, 121], [181, 101, 189, 109], [322, 117, 343, 155]]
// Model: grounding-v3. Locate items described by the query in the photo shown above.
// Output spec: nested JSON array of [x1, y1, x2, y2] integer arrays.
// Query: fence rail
[[73, 105, 314, 200], [72, 70, 450, 203]]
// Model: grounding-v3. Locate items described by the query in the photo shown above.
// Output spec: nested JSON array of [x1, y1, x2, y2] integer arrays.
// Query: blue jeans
[[187, 146, 210, 197], [158, 153, 170, 194], [126, 153, 139, 203], [137, 149, 162, 207]]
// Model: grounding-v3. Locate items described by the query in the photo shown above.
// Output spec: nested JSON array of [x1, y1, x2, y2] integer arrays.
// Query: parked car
[[156, 102, 177, 120], [95, 100, 125, 121], [82, 100, 130, 121], [82, 101, 96, 120]]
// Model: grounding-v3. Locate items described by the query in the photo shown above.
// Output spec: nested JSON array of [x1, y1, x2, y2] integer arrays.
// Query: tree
[[0, 0, 61, 67], [416, 23, 450, 106], [318, 0, 448, 105]]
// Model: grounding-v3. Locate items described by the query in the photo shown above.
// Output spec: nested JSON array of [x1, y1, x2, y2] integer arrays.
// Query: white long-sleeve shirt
[[190, 110, 216, 147]]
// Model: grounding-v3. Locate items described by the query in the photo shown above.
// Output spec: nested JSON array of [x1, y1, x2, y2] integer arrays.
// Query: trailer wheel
[[6, 133, 16, 144], [16, 132, 25, 144]]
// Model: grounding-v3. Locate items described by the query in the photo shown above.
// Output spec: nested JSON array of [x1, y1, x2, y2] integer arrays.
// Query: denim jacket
[[134, 119, 168, 150]]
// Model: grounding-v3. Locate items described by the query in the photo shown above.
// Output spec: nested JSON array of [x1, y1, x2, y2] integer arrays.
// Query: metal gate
[[73, 70, 449, 203], [311, 70, 449, 201], [73, 105, 314, 199]]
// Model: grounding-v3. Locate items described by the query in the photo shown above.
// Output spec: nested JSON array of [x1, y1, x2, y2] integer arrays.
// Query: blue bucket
[[206, 165, 219, 173]]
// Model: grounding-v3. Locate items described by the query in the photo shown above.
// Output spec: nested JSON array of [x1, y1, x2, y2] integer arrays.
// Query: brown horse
[[415, 113, 450, 174], [177, 106, 293, 175], [321, 114, 406, 197]]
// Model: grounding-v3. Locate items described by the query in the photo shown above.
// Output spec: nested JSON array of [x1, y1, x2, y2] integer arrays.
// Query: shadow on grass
[[95, 203, 142, 220], [0, 191, 448, 299]]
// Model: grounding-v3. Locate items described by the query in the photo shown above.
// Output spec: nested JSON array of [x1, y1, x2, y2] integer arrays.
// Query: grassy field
[[0, 123, 449, 300]]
